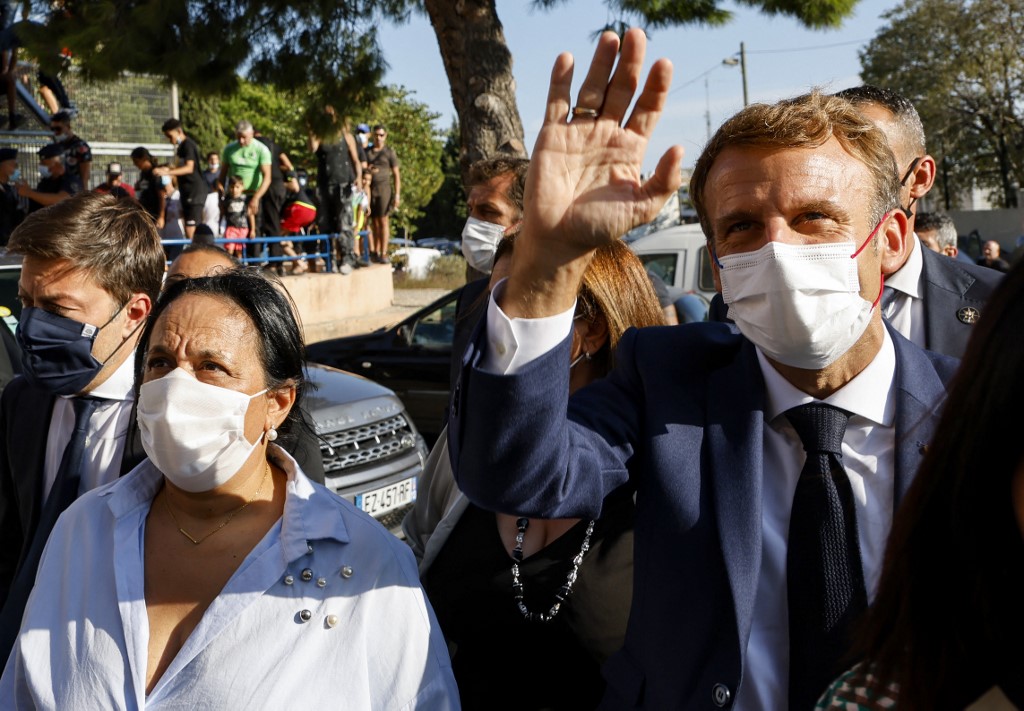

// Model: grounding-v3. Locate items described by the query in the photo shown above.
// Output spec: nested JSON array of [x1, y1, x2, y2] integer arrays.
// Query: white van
[[628, 223, 718, 305]]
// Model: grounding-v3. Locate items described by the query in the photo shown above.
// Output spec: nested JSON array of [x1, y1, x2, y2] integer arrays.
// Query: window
[[698, 246, 716, 293], [639, 253, 677, 288], [410, 301, 457, 349]]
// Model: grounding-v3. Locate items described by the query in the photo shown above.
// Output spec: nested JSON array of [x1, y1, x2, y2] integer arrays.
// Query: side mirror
[[396, 324, 413, 346]]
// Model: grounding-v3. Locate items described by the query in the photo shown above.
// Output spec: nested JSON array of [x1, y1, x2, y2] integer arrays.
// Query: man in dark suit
[[0, 192, 163, 664], [449, 30, 958, 709], [835, 85, 1001, 359]]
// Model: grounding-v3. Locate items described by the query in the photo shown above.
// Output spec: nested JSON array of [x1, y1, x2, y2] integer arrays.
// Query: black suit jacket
[[0, 377, 146, 609]]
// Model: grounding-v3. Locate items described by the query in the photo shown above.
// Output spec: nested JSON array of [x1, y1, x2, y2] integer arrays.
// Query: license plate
[[355, 477, 417, 517]]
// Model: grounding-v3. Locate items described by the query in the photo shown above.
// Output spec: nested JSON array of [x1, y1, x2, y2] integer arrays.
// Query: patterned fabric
[[816, 666, 900, 710]]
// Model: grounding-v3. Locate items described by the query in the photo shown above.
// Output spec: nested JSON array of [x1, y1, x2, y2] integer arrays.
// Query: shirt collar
[[103, 444, 351, 558], [884, 232, 923, 299], [62, 349, 136, 403], [756, 326, 897, 427]]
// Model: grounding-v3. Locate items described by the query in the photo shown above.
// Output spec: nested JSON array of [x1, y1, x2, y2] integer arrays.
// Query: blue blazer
[[449, 321, 958, 709], [918, 246, 1001, 359]]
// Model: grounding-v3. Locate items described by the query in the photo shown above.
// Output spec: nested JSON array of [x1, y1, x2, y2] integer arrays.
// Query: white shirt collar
[[885, 232, 923, 299], [755, 326, 897, 427], [56, 349, 136, 403]]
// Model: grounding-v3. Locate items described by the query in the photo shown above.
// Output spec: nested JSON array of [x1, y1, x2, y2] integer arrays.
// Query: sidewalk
[[305, 287, 454, 344]]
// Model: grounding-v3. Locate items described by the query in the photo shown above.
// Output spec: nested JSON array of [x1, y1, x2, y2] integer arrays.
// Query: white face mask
[[461, 216, 507, 274], [138, 368, 269, 492], [717, 230, 882, 370]]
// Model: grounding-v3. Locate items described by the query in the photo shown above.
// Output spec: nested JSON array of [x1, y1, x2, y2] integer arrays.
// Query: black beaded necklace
[[510, 516, 596, 623]]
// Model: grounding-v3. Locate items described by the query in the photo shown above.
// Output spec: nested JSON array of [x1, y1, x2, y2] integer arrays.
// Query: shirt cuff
[[480, 279, 576, 375]]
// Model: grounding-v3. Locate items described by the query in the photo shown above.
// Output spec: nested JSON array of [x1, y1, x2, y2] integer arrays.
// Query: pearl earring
[[266, 427, 278, 442]]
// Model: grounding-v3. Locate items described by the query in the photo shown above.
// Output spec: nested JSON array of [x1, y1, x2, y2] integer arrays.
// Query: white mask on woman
[[717, 226, 882, 370], [461, 216, 507, 274], [138, 368, 268, 492]]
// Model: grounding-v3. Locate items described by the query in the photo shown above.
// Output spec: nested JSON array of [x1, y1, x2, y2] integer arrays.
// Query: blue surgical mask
[[10, 168, 20, 182], [16, 305, 126, 395], [38, 166, 51, 179]]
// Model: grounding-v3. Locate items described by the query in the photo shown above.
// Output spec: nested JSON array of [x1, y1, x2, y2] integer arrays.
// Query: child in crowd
[[221, 175, 252, 259], [280, 170, 317, 274], [158, 177, 184, 260]]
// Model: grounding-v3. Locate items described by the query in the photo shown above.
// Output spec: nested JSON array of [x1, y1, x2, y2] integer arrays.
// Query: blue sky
[[378, 0, 899, 171]]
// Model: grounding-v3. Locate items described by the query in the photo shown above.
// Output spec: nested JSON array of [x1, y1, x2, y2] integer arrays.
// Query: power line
[[746, 38, 871, 54], [670, 62, 735, 95]]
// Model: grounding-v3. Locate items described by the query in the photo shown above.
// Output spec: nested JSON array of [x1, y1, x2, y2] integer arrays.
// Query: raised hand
[[506, 28, 684, 318]]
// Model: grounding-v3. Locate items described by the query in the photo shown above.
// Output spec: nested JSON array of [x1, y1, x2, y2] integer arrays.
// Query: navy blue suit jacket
[[918, 246, 1000, 359], [449, 321, 958, 709]]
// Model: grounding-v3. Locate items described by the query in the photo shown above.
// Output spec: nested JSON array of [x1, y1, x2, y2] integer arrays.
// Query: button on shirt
[[881, 233, 925, 348], [42, 352, 136, 501], [1, 447, 459, 709], [480, 281, 898, 711]]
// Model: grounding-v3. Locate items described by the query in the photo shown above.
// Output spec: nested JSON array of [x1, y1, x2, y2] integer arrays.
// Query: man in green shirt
[[219, 120, 272, 261]]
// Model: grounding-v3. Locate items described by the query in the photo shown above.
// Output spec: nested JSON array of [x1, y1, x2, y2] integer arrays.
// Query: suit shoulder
[[623, 321, 747, 372], [923, 348, 960, 386], [924, 248, 1003, 295]]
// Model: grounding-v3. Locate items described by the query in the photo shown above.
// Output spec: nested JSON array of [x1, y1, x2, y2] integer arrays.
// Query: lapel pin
[[957, 307, 980, 324]]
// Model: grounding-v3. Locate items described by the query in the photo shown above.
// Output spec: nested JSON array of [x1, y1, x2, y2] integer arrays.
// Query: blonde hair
[[690, 90, 900, 242], [577, 241, 665, 369]]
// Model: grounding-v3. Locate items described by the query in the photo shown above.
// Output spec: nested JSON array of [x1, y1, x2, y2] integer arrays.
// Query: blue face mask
[[10, 168, 20, 182], [16, 306, 125, 395]]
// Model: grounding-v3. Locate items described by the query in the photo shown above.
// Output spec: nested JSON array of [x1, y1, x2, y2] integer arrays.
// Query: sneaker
[[339, 263, 354, 275]]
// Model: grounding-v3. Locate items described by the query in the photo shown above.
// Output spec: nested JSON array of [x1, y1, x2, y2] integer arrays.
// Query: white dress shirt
[[881, 233, 926, 347], [42, 352, 136, 500], [480, 283, 898, 711], [1, 447, 460, 710]]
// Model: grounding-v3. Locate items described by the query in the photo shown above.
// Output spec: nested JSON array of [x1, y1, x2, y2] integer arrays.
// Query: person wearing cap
[[18, 143, 80, 212], [50, 110, 91, 189], [0, 147, 23, 244], [94, 162, 135, 200]]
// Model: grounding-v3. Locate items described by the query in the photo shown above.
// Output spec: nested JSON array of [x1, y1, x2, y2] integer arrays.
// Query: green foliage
[[180, 93, 227, 160], [861, 0, 1024, 207], [534, 0, 857, 30], [414, 120, 467, 238], [368, 86, 444, 237]]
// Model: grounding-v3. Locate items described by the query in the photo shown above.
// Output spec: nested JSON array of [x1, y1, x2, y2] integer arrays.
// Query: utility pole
[[705, 76, 712, 143], [740, 42, 749, 107]]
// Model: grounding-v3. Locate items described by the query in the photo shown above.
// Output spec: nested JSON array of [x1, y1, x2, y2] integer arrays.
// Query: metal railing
[[161, 233, 336, 272]]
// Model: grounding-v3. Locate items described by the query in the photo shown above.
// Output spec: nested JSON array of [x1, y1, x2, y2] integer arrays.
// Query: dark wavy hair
[[851, 260, 1024, 708], [134, 268, 309, 448]]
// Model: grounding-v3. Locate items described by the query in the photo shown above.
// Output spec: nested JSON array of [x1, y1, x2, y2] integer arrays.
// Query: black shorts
[[180, 199, 205, 226], [370, 182, 393, 217]]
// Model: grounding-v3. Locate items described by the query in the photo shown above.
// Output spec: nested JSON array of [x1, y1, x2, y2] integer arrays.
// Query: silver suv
[[305, 363, 426, 532]]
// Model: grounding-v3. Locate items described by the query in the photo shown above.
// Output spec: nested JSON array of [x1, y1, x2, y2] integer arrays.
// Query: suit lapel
[[707, 339, 765, 649], [920, 247, 976, 354], [889, 324, 949, 504], [10, 384, 56, 546]]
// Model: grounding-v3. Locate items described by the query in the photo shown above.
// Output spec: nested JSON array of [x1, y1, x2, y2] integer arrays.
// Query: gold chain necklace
[[163, 463, 270, 545]]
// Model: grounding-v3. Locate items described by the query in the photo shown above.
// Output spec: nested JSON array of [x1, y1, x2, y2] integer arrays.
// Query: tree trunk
[[422, 0, 528, 184]]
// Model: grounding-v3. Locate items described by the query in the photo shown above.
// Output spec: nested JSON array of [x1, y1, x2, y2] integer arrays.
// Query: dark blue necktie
[[0, 396, 101, 664], [786, 403, 868, 711]]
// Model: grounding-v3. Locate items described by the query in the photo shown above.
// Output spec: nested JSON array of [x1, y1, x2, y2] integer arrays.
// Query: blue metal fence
[[161, 231, 377, 273]]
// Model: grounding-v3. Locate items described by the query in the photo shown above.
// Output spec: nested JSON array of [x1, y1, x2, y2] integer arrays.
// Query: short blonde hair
[[690, 90, 900, 242]]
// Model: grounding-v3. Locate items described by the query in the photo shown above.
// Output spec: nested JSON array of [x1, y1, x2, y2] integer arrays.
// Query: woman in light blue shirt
[[0, 268, 458, 709]]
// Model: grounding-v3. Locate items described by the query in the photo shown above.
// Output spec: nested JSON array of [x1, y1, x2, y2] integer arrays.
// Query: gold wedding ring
[[572, 106, 600, 119]]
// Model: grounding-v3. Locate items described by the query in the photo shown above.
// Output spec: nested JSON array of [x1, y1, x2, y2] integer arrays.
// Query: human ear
[[265, 382, 297, 432], [879, 210, 911, 276], [908, 154, 937, 200], [121, 292, 152, 339]]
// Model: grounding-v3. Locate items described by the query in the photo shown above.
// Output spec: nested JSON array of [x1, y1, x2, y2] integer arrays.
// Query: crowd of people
[[0, 26, 1021, 711], [0, 109, 402, 276]]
